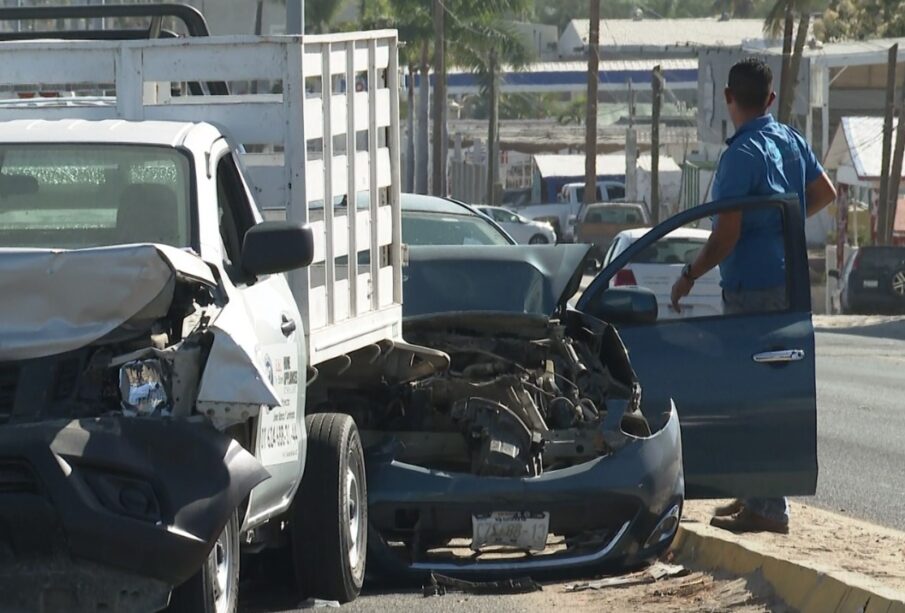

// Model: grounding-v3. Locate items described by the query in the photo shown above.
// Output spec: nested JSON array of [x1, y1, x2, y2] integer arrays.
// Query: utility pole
[[878, 44, 898, 246], [584, 0, 600, 206], [287, 0, 304, 34], [486, 50, 499, 205], [651, 65, 663, 225], [625, 80, 638, 201], [431, 0, 447, 196], [887, 57, 905, 246]]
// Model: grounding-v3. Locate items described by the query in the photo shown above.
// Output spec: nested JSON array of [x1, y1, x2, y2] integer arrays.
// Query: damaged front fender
[[0, 416, 269, 612]]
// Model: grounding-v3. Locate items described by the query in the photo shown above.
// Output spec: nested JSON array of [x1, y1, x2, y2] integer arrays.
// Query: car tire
[[167, 510, 240, 613], [893, 269, 905, 297], [292, 413, 367, 604], [529, 234, 549, 244]]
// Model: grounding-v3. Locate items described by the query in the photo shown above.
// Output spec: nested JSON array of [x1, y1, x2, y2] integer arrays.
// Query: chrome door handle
[[753, 349, 805, 364]]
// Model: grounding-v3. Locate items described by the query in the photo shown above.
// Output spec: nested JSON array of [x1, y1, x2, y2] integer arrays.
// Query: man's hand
[[670, 275, 694, 313]]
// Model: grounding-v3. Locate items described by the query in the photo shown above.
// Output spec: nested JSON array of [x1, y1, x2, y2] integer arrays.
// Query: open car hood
[[403, 244, 592, 319], [0, 244, 217, 361]]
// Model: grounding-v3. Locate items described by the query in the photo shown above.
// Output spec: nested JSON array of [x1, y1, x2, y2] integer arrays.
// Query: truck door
[[210, 141, 307, 525], [577, 196, 818, 499]]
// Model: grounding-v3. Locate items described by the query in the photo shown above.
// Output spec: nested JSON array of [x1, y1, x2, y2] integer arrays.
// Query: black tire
[[167, 511, 240, 613], [293, 413, 367, 604], [529, 234, 549, 245]]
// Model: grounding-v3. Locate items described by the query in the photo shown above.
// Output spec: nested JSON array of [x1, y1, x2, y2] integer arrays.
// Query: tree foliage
[[821, 0, 905, 41]]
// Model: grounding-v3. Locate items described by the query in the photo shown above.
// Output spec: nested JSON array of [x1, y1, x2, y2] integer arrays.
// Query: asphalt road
[[806, 323, 905, 530]]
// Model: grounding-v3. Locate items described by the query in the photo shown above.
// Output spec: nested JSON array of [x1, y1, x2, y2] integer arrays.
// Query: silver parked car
[[475, 205, 557, 244]]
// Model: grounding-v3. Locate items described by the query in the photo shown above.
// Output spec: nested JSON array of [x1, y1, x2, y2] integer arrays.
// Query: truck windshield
[[0, 144, 192, 250]]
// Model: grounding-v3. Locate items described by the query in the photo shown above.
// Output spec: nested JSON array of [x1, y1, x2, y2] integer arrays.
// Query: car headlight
[[119, 359, 171, 417]]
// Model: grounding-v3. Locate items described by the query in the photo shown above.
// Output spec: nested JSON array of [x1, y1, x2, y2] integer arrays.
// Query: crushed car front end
[[0, 245, 272, 612]]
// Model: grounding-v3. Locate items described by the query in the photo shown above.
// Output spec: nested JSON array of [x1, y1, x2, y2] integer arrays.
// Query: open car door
[[577, 196, 817, 499]]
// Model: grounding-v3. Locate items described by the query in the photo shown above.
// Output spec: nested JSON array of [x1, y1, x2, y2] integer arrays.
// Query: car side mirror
[[827, 269, 840, 280], [567, 215, 577, 224], [587, 287, 658, 325], [242, 221, 314, 277]]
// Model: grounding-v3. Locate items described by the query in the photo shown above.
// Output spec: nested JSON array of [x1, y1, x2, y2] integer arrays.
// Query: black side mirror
[[827, 269, 840, 280], [588, 287, 658, 325], [242, 221, 314, 277]]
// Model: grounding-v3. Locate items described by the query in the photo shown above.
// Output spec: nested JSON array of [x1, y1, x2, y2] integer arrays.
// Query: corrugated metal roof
[[747, 37, 905, 65], [565, 18, 772, 48], [826, 116, 905, 180]]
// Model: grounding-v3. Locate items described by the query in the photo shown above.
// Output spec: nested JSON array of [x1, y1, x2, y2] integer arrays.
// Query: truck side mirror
[[242, 221, 314, 277]]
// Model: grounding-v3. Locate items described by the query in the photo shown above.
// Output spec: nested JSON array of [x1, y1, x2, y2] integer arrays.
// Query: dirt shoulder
[[683, 501, 905, 594]]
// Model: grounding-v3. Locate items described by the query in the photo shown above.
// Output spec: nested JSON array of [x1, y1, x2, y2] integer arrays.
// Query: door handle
[[753, 349, 805, 364], [281, 315, 297, 337]]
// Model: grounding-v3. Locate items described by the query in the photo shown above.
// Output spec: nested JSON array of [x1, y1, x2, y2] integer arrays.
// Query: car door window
[[578, 196, 816, 499], [216, 153, 257, 283], [607, 184, 625, 200], [588, 204, 794, 322]]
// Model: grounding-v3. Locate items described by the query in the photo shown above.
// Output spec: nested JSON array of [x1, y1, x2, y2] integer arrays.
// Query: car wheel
[[529, 234, 549, 245], [167, 511, 240, 613], [892, 270, 905, 297], [293, 413, 367, 604]]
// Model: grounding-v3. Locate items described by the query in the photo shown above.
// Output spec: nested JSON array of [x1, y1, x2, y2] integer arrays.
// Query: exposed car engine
[[311, 311, 651, 478]]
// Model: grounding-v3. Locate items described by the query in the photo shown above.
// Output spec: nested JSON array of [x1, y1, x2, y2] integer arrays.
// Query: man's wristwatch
[[681, 263, 696, 282]]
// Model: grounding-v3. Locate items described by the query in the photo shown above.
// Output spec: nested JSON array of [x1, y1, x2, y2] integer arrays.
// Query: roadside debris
[[298, 598, 341, 608], [562, 562, 690, 593], [423, 573, 543, 597]]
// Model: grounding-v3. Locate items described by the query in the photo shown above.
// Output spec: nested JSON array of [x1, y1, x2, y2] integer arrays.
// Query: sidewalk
[[677, 501, 905, 612]]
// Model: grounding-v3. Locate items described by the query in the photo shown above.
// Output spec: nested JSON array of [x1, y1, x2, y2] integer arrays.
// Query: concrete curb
[[672, 522, 905, 613]]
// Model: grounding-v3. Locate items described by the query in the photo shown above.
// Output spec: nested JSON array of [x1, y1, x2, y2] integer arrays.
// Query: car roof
[[0, 118, 211, 147], [401, 193, 479, 215], [616, 227, 711, 241]]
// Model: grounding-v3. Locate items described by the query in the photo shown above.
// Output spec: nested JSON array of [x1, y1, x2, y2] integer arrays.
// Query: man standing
[[670, 58, 836, 534]]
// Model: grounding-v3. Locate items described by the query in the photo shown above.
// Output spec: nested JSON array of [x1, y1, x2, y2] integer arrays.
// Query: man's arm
[[670, 210, 741, 312], [806, 171, 837, 217]]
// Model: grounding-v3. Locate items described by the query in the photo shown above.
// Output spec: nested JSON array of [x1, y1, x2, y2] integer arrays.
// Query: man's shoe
[[710, 509, 789, 535], [713, 499, 744, 517]]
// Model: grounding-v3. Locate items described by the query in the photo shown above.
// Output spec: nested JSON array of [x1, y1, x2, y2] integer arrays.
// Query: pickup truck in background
[[574, 201, 651, 266], [512, 178, 625, 243], [0, 7, 410, 612]]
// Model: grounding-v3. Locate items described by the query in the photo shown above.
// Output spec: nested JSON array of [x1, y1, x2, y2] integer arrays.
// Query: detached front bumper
[[366, 404, 684, 581], [0, 417, 268, 613]]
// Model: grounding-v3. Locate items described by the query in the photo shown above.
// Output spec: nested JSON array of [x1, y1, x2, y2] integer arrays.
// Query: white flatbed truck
[[0, 29, 406, 613]]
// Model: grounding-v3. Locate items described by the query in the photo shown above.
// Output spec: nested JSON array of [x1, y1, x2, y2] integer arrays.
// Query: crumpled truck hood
[[0, 244, 216, 361], [403, 244, 592, 319], [0, 244, 280, 412]]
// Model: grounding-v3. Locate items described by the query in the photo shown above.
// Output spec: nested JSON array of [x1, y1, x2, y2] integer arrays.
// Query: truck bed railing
[[0, 33, 403, 366]]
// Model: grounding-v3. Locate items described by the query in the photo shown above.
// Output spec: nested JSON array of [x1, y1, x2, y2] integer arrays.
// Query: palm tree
[[765, 0, 812, 125], [305, 0, 348, 34], [448, 0, 534, 204]]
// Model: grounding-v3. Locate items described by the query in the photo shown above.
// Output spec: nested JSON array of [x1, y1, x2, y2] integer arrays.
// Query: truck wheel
[[293, 413, 367, 603], [529, 234, 549, 244], [167, 511, 240, 613]]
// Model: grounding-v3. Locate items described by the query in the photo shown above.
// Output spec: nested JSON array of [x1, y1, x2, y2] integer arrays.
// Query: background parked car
[[400, 193, 515, 246], [832, 246, 905, 314], [574, 202, 651, 264], [475, 205, 557, 244], [602, 227, 722, 319]]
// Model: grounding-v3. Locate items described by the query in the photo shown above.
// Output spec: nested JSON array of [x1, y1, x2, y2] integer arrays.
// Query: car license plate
[[863, 279, 879, 288], [471, 512, 549, 551]]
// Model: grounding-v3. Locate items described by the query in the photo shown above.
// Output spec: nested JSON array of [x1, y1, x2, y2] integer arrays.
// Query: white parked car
[[475, 205, 557, 244], [602, 227, 723, 320]]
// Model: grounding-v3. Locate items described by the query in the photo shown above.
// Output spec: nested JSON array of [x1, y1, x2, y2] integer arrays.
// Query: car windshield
[[633, 237, 706, 264], [0, 144, 192, 250], [402, 211, 511, 246]]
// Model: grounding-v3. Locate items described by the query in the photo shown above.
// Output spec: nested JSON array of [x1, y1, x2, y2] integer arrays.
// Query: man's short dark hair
[[728, 58, 773, 110]]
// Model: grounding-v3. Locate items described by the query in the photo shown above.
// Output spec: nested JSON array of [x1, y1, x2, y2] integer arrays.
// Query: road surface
[[808, 320, 905, 530]]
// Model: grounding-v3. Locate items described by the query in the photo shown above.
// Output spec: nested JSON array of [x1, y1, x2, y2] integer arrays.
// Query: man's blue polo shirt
[[711, 114, 824, 291]]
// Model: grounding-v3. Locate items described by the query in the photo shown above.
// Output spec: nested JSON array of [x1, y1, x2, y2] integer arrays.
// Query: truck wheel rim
[[213, 527, 233, 613], [893, 271, 905, 296], [347, 467, 363, 566]]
